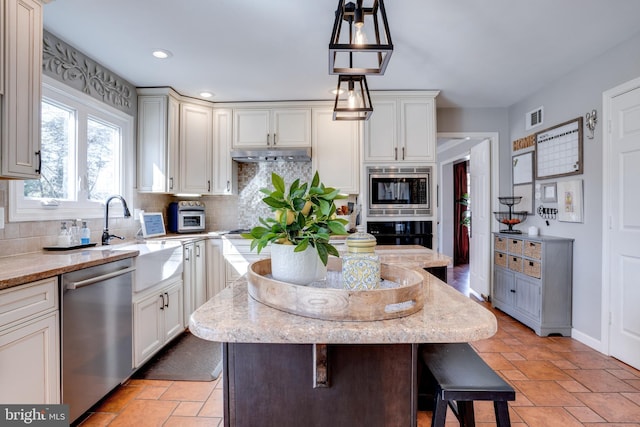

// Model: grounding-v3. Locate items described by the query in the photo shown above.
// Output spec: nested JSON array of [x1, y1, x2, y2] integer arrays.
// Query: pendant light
[[329, 0, 393, 75], [333, 75, 373, 121]]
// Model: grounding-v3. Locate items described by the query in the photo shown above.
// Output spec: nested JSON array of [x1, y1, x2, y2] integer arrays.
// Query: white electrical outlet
[[0, 207, 4, 229]]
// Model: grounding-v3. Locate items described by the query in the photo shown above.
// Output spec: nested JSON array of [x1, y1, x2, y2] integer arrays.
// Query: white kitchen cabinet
[[207, 239, 226, 299], [137, 88, 180, 193], [364, 92, 438, 163], [212, 108, 236, 195], [492, 233, 573, 336], [180, 102, 213, 194], [133, 278, 184, 367], [1, 0, 42, 178], [233, 107, 311, 148], [312, 108, 361, 194], [183, 239, 207, 326], [0, 277, 59, 404]]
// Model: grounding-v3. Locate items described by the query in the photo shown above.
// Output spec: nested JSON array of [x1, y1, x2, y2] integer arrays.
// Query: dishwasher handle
[[65, 266, 136, 290]]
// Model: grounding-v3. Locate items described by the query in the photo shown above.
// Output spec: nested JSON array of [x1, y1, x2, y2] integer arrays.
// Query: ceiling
[[42, 0, 640, 108]]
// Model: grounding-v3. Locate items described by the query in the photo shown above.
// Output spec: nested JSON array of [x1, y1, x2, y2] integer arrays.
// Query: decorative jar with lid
[[342, 232, 380, 290]]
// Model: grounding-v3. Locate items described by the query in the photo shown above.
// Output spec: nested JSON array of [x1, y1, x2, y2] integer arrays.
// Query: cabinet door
[[514, 275, 541, 321], [193, 240, 207, 310], [212, 108, 235, 194], [272, 108, 311, 147], [312, 108, 360, 194], [138, 95, 178, 193], [162, 281, 184, 342], [182, 242, 194, 325], [493, 267, 513, 306], [1, 0, 42, 178], [167, 95, 180, 192], [207, 239, 226, 298], [364, 99, 397, 162], [233, 109, 270, 147], [0, 313, 59, 404], [400, 98, 436, 162], [180, 102, 213, 194], [134, 293, 164, 366]]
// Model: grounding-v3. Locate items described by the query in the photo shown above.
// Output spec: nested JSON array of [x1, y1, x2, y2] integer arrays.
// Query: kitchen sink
[[94, 241, 183, 292]]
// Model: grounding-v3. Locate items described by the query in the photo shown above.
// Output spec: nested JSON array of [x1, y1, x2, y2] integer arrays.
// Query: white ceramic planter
[[270, 243, 327, 285]]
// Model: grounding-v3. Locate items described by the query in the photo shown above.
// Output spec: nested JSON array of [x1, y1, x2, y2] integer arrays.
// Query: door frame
[[601, 75, 640, 355], [437, 132, 500, 295]]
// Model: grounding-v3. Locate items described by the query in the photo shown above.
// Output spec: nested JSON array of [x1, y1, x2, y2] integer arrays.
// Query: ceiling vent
[[525, 106, 544, 130]]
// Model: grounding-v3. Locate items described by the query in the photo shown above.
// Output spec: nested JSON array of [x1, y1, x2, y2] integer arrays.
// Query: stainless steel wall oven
[[367, 166, 431, 217]]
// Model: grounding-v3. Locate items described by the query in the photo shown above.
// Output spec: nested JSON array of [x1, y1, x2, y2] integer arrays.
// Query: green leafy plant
[[242, 171, 349, 265]]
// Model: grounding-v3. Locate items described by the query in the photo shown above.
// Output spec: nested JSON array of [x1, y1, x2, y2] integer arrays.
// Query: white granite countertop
[[190, 251, 495, 344]]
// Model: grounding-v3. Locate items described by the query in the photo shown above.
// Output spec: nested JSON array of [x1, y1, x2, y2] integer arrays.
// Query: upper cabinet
[[137, 88, 213, 195], [212, 108, 236, 195], [233, 106, 311, 148], [312, 108, 361, 194], [179, 102, 213, 194], [137, 88, 180, 193], [364, 91, 438, 163], [1, 0, 42, 178]]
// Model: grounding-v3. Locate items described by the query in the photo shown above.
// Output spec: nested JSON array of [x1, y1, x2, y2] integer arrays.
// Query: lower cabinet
[[492, 233, 573, 336], [133, 278, 184, 367], [183, 239, 207, 326], [0, 277, 59, 404]]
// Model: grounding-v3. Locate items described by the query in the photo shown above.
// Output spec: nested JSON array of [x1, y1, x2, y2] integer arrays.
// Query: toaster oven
[[168, 201, 206, 233]]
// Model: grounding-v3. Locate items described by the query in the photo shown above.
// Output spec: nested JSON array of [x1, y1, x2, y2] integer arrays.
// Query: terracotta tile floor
[[78, 265, 640, 426]]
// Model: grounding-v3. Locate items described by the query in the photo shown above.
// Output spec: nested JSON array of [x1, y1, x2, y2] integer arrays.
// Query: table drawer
[[508, 238, 523, 254], [508, 255, 523, 273], [524, 259, 541, 279], [494, 251, 507, 268], [494, 236, 507, 251], [523, 241, 542, 260]]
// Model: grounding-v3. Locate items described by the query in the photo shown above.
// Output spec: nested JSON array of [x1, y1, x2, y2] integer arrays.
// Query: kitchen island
[[190, 246, 496, 427]]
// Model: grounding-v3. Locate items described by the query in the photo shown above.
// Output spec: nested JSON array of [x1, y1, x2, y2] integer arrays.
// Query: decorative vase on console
[[242, 171, 349, 285]]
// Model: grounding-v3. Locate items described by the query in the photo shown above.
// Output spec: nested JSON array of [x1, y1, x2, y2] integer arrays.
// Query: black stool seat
[[420, 343, 516, 427]]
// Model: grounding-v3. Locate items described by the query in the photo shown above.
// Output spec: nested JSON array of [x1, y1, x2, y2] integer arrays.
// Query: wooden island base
[[223, 342, 417, 427]]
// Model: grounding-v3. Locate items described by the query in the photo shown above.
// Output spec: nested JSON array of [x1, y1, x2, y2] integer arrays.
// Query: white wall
[[508, 31, 640, 344]]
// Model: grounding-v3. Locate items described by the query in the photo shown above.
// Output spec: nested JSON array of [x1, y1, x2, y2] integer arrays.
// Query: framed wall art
[[513, 151, 534, 185], [557, 179, 583, 223], [540, 182, 557, 203], [513, 183, 534, 214]]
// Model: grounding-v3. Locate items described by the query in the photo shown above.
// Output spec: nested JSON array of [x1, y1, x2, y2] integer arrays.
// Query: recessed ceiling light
[[200, 92, 214, 98], [152, 49, 172, 59]]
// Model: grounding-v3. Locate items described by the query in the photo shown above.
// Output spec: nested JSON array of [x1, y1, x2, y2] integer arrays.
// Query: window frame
[[9, 75, 135, 222]]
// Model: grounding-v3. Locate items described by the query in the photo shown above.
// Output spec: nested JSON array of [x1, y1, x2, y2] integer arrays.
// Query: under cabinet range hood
[[230, 147, 312, 162]]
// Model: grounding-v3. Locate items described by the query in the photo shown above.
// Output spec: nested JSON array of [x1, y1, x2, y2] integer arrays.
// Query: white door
[[608, 82, 640, 369], [469, 139, 491, 299]]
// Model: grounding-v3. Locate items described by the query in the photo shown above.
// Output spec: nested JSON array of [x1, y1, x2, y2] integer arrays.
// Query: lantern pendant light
[[329, 0, 393, 75], [333, 75, 373, 121]]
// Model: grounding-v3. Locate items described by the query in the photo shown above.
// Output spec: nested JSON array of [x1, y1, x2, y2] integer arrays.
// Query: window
[[10, 76, 134, 222]]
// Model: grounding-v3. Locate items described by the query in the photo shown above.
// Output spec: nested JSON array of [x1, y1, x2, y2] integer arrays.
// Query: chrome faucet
[[102, 195, 132, 245]]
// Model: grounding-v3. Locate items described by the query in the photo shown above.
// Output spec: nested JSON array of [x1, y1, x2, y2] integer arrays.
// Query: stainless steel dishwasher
[[61, 258, 135, 424]]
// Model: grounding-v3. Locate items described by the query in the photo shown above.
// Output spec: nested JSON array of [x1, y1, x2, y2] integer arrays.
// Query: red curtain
[[454, 161, 469, 265]]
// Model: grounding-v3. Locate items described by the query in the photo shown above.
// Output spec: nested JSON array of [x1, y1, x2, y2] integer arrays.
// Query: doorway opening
[[453, 159, 470, 266], [437, 132, 500, 301]]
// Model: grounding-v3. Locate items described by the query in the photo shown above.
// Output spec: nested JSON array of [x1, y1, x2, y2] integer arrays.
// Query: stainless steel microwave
[[367, 166, 432, 217]]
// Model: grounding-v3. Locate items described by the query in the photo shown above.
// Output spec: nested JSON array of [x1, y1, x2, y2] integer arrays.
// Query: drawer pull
[[510, 289, 516, 293]]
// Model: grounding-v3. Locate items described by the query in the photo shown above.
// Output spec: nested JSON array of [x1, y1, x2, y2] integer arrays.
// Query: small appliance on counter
[[168, 201, 206, 233]]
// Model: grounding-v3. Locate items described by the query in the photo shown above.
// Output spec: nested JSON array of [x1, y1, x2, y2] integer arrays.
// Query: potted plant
[[242, 171, 349, 285]]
